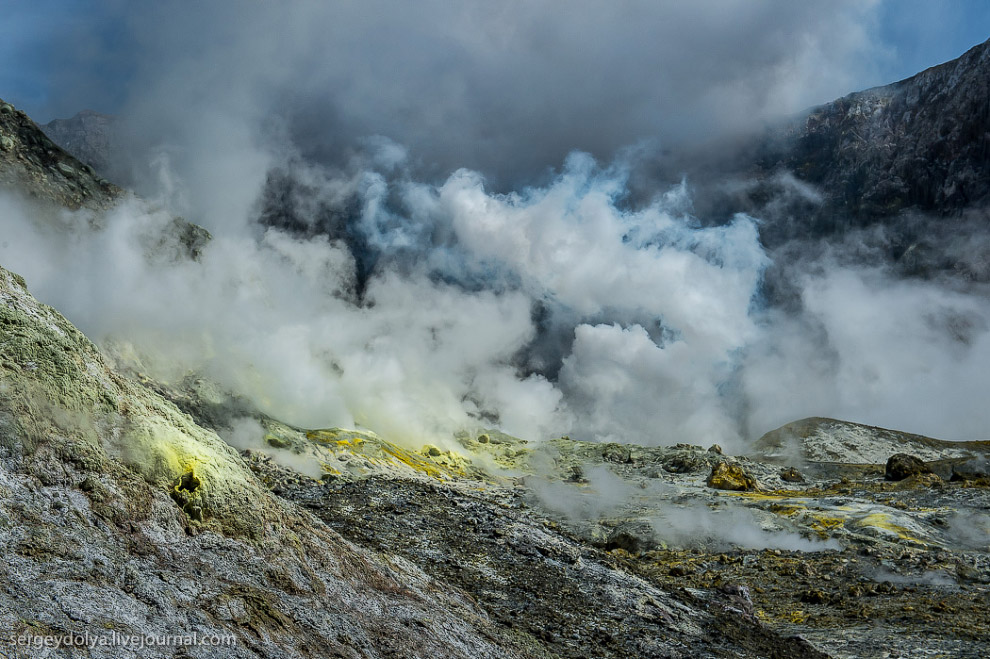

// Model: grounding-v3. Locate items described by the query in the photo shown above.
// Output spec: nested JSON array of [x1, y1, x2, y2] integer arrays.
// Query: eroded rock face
[[649, 38, 990, 286], [770, 38, 990, 225]]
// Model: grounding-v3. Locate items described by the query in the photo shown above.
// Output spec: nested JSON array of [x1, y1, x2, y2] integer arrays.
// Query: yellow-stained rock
[[707, 462, 759, 491]]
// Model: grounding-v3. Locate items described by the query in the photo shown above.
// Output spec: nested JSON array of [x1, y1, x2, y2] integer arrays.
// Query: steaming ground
[[3, 143, 990, 450], [529, 466, 838, 552]]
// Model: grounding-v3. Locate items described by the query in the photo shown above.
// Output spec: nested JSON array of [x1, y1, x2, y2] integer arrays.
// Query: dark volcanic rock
[[733, 38, 990, 248], [0, 98, 120, 209], [776, 39, 990, 223], [885, 453, 932, 481], [779, 467, 805, 483], [665, 39, 990, 285]]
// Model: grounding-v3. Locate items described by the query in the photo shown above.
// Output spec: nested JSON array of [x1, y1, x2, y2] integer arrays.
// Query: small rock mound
[[780, 467, 805, 483], [885, 453, 932, 481], [707, 462, 759, 491]]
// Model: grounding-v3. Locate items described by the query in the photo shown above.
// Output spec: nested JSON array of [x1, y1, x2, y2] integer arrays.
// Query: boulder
[[885, 453, 931, 481], [780, 467, 805, 483]]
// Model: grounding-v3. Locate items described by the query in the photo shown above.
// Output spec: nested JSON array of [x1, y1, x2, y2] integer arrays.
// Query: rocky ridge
[[762, 37, 990, 226], [651, 37, 990, 286], [0, 99, 120, 210]]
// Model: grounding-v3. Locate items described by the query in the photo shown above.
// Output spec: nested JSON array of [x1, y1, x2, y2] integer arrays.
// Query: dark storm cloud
[[93, 0, 886, 185]]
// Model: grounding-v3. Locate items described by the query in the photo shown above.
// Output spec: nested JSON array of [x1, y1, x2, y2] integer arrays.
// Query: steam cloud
[[4, 137, 990, 450], [4, 0, 990, 450], [528, 466, 838, 551]]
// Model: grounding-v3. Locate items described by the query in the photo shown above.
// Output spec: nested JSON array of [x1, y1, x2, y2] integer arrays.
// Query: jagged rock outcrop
[[0, 99, 120, 210], [653, 38, 990, 276], [762, 38, 990, 227], [41, 109, 119, 180]]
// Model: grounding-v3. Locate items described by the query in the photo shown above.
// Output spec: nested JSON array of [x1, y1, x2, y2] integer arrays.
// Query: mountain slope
[[758, 37, 990, 232], [0, 99, 120, 210], [0, 264, 529, 658]]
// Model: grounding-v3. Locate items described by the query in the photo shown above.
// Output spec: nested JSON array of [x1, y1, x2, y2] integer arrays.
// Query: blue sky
[[876, 0, 990, 81]]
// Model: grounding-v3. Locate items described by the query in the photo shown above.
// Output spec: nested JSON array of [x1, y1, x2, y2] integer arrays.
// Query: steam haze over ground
[[3, 1, 990, 449]]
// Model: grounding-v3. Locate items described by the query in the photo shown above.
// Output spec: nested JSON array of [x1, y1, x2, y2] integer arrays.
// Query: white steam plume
[[5, 139, 990, 449]]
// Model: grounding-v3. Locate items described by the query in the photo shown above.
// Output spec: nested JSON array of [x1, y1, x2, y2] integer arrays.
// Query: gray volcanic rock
[[753, 417, 990, 465], [41, 109, 119, 180]]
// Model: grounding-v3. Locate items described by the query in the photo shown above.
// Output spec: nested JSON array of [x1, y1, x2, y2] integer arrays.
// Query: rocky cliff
[[651, 37, 990, 270], [0, 100, 119, 210], [764, 37, 990, 227]]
